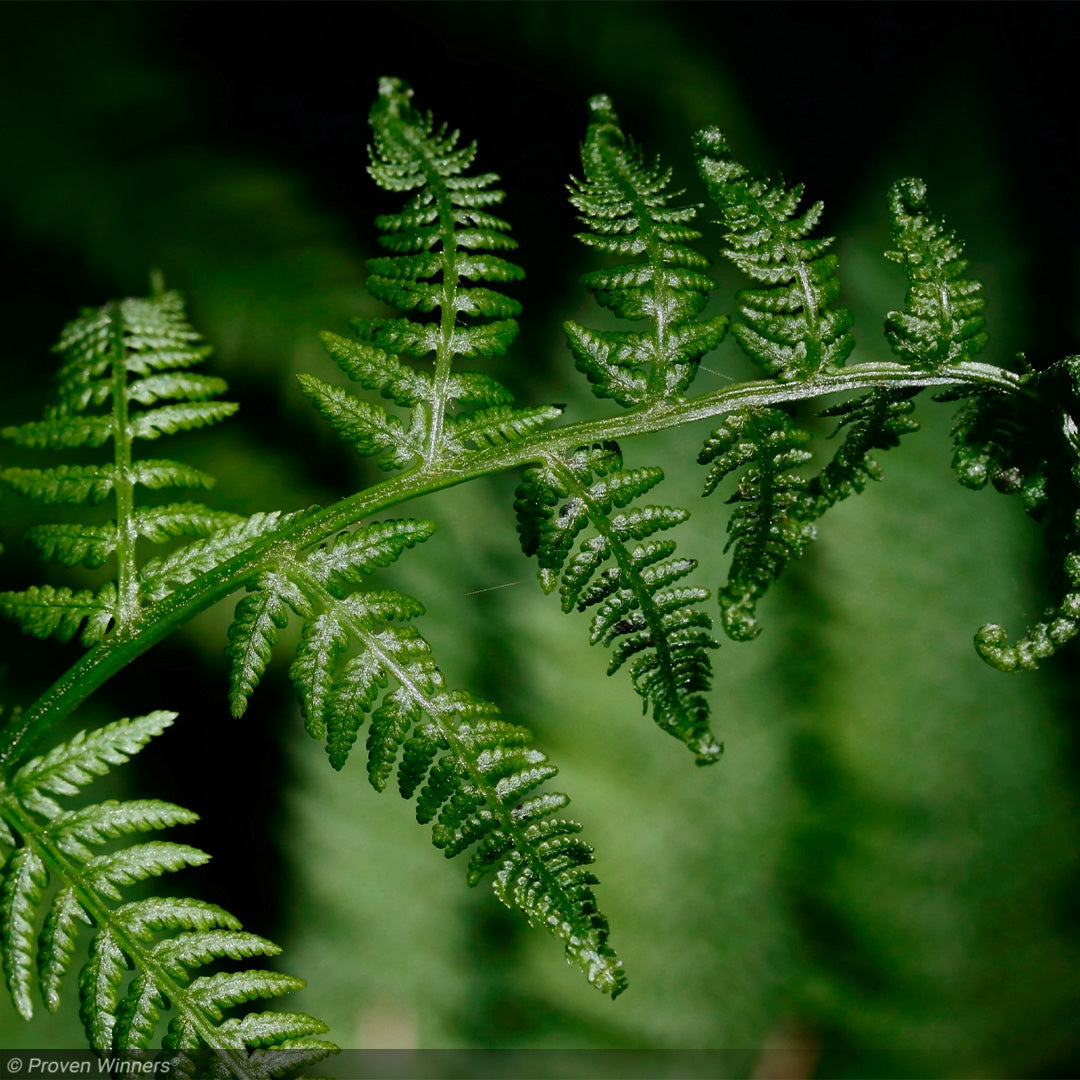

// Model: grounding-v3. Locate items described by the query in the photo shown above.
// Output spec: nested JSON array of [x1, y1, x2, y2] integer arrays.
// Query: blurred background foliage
[[1, 3, 1079, 1075]]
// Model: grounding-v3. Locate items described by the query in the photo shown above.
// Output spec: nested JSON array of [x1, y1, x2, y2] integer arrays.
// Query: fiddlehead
[[298, 77, 559, 470], [0, 711, 334, 1073], [884, 175, 1080, 670], [0, 286, 245, 645], [948, 354, 1080, 670]]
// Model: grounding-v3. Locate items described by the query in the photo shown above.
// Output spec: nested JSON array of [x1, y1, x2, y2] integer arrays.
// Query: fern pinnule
[[0, 289, 242, 646], [0, 713, 333, 1071], [401, 693, 626, 997], [694, 127, 854, 380], [515, 442, 721, 763], [564, 95, 727, 406]]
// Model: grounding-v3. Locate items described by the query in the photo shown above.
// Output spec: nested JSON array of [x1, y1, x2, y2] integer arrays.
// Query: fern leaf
[[230, 518, 435, 749], [130, 459, 218, 492], [2, 416, 114, 451], [0, 847, 49, 1018], [307, 78, 538, 470], [38, 887, 91, 1012], [0, 464, 117, 505], [947, 356, 1080, 669], [132, 503, 245, 543], [699, 407, 819, 640], [395, 696, 626, 996], [695, 127, 853, 379], [304, 518, 436, 591], [884, 177, 988, 367], [320, 329, 431, 404], [0, 288, 239, 645], [24, 522, 118, 569], [51, 799, 199, 860], [516, 443, 721, 762], [14, 711, 175, 817], [296, 372, 417, 469], [446, 404, 565, 452], [0, 712, 333, 1064], [565, 95, 727, 406], [238, 503, 627, 993]]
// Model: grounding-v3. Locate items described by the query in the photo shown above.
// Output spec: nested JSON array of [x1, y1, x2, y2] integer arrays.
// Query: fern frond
[[220, 507, 626, 994], [515, 443, 721, 762], [699, 408, 818, 641], [884, 177, 988, 368], [0, 713, 333, 1071], [564, 95, 727, 406], [695, 128, 854, 379], [0, 288, 239, 645], [304, 78, 554, 470]]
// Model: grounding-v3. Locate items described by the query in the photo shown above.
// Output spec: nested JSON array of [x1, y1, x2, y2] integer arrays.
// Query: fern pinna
[[300, 76, 559, 470], [563, 94, 728, 405], [0, 284, 242, 645], [0, 710, 333, 1071], [223, 515, 625, 995]]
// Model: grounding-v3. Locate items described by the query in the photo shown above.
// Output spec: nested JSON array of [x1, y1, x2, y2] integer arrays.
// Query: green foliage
[[223, 513, 625, 996], [515, 442, 721, 762], [564, 94, 727, 405], [299, 76, 557, 471], [699, 407, 818, 641], [694, 127, 854, 380], [0, 288, 242, 645], [0, 712, 333, 1070], [1, 71, 1079, 1065], [884, 177, 988, 368]]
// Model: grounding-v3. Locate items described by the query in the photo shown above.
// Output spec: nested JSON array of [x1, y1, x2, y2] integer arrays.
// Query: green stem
[[0, 359, 1027, 769], [426, 166, 460, 465], [107, 309, 139, 625]]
